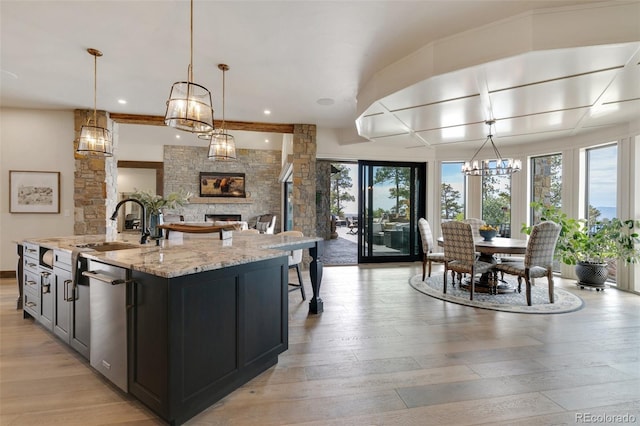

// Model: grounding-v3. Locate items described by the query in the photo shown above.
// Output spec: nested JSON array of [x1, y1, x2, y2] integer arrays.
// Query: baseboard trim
[[0, 271, 16, 279]]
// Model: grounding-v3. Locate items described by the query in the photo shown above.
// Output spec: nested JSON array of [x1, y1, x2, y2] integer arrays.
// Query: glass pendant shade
[[78, 124, 113, 156], [76, 47, 113, 157], [164, 81, 214, 134], [208, 130, 237, 160]]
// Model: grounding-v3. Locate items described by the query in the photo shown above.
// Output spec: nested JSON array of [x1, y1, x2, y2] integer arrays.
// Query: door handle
[[63, 279, 74, 302], [82, 270, 133, 285]]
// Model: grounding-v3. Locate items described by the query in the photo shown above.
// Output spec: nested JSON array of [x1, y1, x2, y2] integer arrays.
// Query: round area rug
[[409, 274, 584, 314]]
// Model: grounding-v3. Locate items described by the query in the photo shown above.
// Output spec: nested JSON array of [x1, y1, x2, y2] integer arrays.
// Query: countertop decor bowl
[[479, 229, 497, 241]]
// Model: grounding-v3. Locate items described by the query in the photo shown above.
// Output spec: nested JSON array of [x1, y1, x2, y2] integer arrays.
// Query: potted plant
[[130, 189, 192, 238], [523, 202, 640, 289]]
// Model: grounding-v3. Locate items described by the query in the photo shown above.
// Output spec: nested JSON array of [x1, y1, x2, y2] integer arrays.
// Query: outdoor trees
[[374, 167, 410, 219], [481, 174, 511, 227], [441, 182, 463, 219], [330, 164, 355, 217]]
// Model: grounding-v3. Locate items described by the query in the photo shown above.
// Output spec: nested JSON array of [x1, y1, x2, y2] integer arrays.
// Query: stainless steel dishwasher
[[83, 259, 129, 392]]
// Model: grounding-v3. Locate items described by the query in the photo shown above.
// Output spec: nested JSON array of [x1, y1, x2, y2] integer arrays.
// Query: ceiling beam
[[109, 113, 295, 134]]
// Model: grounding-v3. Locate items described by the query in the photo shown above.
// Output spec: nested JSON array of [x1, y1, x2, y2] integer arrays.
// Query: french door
[[358, 161, 425, 263]]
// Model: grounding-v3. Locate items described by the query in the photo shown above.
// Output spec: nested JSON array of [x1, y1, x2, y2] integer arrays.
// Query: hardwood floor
[[1, 264, 639, 425]]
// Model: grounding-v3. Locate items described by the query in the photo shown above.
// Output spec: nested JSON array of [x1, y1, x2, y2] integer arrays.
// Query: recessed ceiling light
[[317, 98, 334, 106], [265, 139, 269, 143], [175, 134, 181, 139], [263, 109, 271, 115], [118, 99, 127, 104]]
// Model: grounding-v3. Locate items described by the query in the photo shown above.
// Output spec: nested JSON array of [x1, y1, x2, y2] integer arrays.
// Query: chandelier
[[164, 0, 214, 134], [207, 64, 237, 161], [77, 48, 113, 156], [462, 120, 521, 176]]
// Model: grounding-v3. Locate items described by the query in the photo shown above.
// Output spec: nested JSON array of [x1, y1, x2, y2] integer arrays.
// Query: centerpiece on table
[[478, 224, 499, 241], [129, 189, 192, 238]]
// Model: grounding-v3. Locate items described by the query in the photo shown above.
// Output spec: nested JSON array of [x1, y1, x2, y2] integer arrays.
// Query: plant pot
[[575, 261, 608, 290], [149, 212, 164, 239]]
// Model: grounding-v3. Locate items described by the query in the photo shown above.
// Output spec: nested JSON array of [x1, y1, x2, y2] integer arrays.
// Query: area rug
[[409, 274, 584, 314], [321, 237, 357, 265]]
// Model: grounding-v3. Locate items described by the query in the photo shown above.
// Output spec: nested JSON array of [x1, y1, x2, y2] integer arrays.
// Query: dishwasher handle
[[82, 270, 133, 285]]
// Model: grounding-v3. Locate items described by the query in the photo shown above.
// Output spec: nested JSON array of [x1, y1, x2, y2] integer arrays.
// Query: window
[[585, 143, 618, 283], [530, 153, 562, 225], [481, 174, 511, 236], [441, 162, 465, 221]]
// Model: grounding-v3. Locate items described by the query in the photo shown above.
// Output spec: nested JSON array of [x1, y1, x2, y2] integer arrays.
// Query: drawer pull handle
[[42, 284, 50, 294], [26, 280, 37, 286], [26, 248, 37, 253], [25, 301, 36, 308], [26, 262, 37, 268], [41, 271, 51, 277], [63, 279, 75, 302]]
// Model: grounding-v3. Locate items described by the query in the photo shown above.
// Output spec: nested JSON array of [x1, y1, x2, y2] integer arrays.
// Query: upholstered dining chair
[[463, 218, 485, 239], [418, 218, 445, 280], [441, 221, 495, 301], [495, 221, 561, 306], [256, 214, 277, 234], [279, 230, 306, 300]]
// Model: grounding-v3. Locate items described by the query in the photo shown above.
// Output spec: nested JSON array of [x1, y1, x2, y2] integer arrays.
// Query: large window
[[441, 162, 465, 221], [530, 153, 562, 225], [585, 143, 618, 283], [481, 175, 512, 236], [586, 144, 617, 223]]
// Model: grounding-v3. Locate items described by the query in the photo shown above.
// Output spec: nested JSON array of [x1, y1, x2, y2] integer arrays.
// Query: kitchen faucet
[[110, 199, 150, 244]]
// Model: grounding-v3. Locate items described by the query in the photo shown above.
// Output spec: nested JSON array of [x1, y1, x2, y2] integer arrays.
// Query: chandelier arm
[[467, 137, 490, 164], [490, 136, 505, 160]]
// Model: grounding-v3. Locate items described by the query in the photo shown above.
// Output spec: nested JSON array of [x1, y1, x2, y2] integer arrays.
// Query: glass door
[[358, 161, 425, 263]]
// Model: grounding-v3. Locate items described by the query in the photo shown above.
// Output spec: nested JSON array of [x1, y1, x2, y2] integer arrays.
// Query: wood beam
[[110, 113, 295, 134]]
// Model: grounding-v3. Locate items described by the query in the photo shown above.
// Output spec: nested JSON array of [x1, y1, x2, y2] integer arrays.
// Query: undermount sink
[[75, 242, 140, 252]]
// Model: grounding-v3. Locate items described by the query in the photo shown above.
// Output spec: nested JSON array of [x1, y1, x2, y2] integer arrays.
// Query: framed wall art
[[9, 170, 60, 213], [199, 172, 246, 198]]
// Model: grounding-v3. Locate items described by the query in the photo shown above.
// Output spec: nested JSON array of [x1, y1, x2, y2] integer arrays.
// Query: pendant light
[[164, 0, 214, 134], [462, 120, 521, 176], [208, 64, 237, 161], [77, 48, 113, 156]]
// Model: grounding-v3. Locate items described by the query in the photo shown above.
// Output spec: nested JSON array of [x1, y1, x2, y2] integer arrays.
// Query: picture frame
[[199, 172, 246, 198], [9, 170, 61, 213]]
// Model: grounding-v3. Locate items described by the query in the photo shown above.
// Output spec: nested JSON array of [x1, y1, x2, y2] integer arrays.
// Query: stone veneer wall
[[292, 124, 317, 239], [73, 109, 117, 238], [163, 145, 282, 229], [315, 160, 332, 240]]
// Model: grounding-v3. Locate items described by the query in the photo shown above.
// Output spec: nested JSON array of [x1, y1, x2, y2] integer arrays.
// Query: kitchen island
[[17, 232, 323, 425]]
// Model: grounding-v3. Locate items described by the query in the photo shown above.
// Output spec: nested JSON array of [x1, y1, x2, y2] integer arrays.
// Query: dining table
[[437, 236, 528, 294]]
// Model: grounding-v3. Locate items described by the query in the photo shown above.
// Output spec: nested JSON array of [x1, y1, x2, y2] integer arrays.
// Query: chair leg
[[422, 256, 427, 281], [443, 265, 448, 294], [525, 277, 532, 306], [469, 267, 475, 301], [428, 260, 432, 278], [288, 264, 306, 301], [547, 269, 554, 304]]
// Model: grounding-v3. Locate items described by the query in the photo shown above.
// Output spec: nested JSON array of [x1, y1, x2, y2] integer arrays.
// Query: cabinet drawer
[[24, 256, 39, 274], [24, 270, 40, 293], [24, 291, 39, 319], [54, 250, 72, 271], [23, 243, 39, 257]]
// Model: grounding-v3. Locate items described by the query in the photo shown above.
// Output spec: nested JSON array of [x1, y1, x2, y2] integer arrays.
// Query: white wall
[[0, 108, 75, 270]]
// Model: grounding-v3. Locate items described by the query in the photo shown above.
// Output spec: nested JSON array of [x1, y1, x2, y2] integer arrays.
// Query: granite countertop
[[21, 233, 322, 278]]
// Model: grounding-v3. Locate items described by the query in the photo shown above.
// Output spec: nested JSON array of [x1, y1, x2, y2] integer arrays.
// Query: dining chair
[[441, 221, 495, 300], [418, 218, 445, 280], [495, 220, 561, 306], [463, 218, 485, 239], [279, 230, 306, 301], [256, 214, 277, 234]]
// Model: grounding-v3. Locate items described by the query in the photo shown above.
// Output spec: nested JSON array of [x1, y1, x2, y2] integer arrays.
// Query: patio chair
[[495, 221, 561, 306], [418, 218, 445, 280], [441, 221, 494, 301], [347, 217, 358, 235]]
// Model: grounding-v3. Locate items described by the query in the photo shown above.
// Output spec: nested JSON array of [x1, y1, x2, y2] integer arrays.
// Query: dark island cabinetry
[[128, 256, 288, 425]]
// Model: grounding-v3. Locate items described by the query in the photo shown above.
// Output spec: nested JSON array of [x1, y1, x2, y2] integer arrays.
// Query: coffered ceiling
[[1, 1, 638, 150]]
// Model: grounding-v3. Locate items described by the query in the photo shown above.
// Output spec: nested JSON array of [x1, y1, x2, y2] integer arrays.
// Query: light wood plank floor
[[1, 264, 639, 425]]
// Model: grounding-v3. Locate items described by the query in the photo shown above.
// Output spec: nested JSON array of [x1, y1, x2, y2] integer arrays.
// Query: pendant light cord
[[93, 52, 97, 127], [188, 0, 193, 82]]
